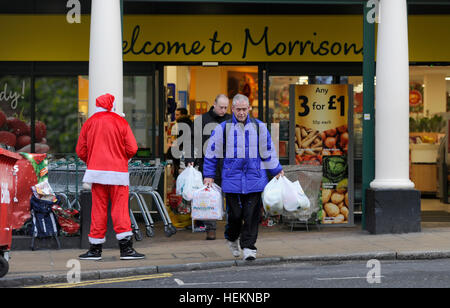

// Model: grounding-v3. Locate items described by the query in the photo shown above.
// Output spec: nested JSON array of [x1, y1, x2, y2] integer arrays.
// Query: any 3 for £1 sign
[[295, 84, 348, 133], [292, 84, 349, 163], [292, 84, 351, 225]]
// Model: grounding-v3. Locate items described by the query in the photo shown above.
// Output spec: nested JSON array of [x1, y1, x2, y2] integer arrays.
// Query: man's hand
[[204, 177, 214, 187], [275, 170, 284, 179]]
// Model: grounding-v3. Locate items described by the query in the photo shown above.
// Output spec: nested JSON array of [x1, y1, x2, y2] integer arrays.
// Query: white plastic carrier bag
[[191, 183, 224, 220], [262, 177, 283, 215], [280, 176, 310, 212], [293, 180, 310, 210], [176, 166, 203, 201], [176, 168, 188, 196]]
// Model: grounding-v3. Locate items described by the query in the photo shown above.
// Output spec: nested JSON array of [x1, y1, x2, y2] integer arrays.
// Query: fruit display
[[0, 109, 48, 153]]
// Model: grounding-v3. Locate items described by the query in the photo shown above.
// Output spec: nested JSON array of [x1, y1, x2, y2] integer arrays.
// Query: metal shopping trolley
[[129, 160, 177, 240], [47, 155, 85, 211]]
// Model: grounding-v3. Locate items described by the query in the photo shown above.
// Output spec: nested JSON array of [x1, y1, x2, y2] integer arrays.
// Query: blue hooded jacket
[[203, 114, 283, 194]]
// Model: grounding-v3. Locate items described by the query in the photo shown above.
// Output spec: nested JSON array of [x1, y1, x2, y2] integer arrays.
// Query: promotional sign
[[289, 84, 353, 225]]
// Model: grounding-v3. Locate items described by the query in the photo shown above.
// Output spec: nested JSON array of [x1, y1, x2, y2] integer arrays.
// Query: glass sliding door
[[123, 75, 154, 154]]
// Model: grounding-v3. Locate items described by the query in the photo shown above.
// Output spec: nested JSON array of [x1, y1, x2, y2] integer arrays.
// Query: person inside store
[[185, 94, 232, 241], [168, 107, 193, 181], [76, 93, 145, 261], [202, 94, 284, 261]]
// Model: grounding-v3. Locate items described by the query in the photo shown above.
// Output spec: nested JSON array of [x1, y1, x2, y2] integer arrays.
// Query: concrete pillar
[[88, 0, 123, 117], [365, 0, 421, 234], [370, 0, 414, 190]]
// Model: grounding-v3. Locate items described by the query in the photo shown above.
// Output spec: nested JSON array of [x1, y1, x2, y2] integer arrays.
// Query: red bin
[[0, 148, 22, 277]]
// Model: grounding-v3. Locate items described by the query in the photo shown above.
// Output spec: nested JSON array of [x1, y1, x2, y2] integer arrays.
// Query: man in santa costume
[[76, 93, 144, 260]]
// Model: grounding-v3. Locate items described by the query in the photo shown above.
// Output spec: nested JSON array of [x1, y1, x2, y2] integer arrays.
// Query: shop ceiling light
[[445, 76, 450, 81], [202, 62, 218, 67]]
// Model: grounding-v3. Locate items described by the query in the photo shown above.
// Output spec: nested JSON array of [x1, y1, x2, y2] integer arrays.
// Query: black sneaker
[[119, 236, 145, 260], [79, 244, 102, 261]]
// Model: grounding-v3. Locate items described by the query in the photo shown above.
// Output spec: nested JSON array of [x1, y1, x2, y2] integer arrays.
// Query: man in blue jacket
[[203, 94, 284, 261]]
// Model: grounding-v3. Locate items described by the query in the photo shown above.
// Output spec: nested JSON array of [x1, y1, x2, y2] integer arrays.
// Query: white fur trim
[[83, 169, 129, 186], [95, 106, 109, 113], [116, 231, 133, 241], [89, 236, 106, 244]]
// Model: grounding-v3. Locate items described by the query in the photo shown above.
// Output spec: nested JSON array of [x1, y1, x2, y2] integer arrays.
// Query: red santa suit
[[76, 93, 138, 244]]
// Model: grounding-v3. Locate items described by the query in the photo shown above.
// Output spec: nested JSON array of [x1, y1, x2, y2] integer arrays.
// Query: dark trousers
[[224, 192, 262, 250]]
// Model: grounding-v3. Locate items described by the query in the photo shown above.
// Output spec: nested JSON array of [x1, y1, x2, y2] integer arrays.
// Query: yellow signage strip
[[0, 15, 449, 62]]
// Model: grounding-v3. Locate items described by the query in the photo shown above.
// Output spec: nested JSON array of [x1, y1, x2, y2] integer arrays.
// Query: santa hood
[[95, 93, 115, 113]]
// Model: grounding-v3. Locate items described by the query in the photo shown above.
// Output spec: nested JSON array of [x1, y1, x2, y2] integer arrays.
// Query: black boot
[[79, 244, 102, 261], [119, 236, 145, 260]]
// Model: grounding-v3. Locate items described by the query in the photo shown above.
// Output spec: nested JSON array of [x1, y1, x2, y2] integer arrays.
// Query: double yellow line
[[26, 272, 173, 288]]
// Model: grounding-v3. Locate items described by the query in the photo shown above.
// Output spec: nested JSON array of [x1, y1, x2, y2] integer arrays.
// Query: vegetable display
[[322, 124, 348, 156], [321, 156, 348, 224], [323, 156, 347, 183], [294, 125, 322, 165], [321, 183, 349, 224]]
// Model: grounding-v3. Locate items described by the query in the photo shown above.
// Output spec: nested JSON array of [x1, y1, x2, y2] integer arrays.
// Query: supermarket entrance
[[161, 64, 260, 228], [162, 64, 261, 161]]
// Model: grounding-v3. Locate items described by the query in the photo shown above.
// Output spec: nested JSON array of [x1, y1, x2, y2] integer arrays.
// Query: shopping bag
[[176, 166, 203, 201], [182, 166, 204, 201], [280, 176, 310, 212], [262, 177, 283, 215], [191, 184, 223, 220], [176, 167, 188, 196], [293, 180, 310, 210], [51, 203, 80, 236]]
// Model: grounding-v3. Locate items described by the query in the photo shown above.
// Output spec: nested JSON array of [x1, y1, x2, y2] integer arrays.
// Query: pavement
[[2, 219, 450, 287]]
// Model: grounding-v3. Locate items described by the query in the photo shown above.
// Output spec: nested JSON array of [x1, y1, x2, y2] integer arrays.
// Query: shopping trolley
[[128, 160, 177, 240], [47, 156, 85, 211]]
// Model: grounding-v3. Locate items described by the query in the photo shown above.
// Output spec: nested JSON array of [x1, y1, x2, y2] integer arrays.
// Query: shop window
[[123, 76, 154, 152], [268, 75, 363, 162], [35, 76, 78, 154], [0, 75, 80, 154], [0, 75, 31, 152], [268, 76, 309, 161], [75, 75, 156, 157]]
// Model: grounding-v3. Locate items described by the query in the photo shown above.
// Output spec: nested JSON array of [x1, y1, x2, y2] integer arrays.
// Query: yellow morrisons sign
[[0, 15, 449, 62]]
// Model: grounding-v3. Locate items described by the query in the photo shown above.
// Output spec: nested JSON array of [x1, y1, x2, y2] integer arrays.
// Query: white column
[[88, 0, 123, 117], [370, 0, 414, 190]]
